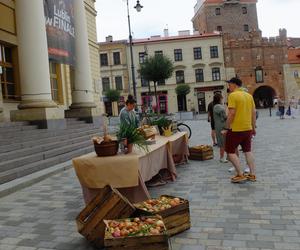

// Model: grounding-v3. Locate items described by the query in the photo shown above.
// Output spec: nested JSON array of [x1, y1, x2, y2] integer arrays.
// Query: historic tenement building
[[283, 48, 300, 100], [192, 0, 259, 38], [99, 36, 129, 116], [0, 0, 103, 126], [131, 31, 226, 114]]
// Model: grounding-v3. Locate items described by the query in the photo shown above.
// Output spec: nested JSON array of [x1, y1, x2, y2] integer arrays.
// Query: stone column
[[66, 0, 100, 125], [11, 0, 65, 129]]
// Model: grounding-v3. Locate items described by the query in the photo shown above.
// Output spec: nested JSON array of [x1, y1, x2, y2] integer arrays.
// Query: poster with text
[[44, 0, 75, 65]]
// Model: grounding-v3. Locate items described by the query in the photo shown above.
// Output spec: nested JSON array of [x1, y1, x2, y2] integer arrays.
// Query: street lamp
[[126, 0, 143, 99]]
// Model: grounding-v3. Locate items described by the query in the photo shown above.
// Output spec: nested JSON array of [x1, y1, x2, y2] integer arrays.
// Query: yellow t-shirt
[[228, 88, 256, 132]]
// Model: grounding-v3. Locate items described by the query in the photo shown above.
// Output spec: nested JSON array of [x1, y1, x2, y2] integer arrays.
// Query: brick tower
[[192, 0, 259, 38]]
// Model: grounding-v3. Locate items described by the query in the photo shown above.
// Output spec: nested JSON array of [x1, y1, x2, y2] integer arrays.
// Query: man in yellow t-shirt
[[222, 77, 257, 183]]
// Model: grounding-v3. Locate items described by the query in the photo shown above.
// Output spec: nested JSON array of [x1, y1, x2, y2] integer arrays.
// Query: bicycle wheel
[[177, 123, 192, 139]]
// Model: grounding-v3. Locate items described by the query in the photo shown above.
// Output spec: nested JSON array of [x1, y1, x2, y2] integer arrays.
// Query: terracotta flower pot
[[126, 143, 133, 154]]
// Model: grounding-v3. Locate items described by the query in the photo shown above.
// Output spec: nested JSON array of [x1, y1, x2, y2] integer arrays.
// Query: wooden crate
[[76, 185, 136, 248], [104, 216, 169, 250], [134, 195, 191, 236], [188, 145, 213, 161]]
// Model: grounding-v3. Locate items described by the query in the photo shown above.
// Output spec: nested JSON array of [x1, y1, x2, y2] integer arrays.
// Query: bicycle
[[176, 122, 192, 139]]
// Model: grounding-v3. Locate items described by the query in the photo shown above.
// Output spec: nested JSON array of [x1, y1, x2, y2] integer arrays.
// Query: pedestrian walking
[[207, 100, 217, 146], [213, 93, 228, 163], [289, 96, 298, 119], [277, 95, 285, 119], [222, 77, 257, 183]]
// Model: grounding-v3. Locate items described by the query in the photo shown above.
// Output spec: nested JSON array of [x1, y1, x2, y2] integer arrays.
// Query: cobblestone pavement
[[1, 110, 300, 250]]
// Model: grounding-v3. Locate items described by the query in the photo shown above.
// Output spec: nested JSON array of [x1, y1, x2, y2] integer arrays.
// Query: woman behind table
[[277, 95, 285, 119], [119, 95, 139, 128], [213, 93, 228, 163]]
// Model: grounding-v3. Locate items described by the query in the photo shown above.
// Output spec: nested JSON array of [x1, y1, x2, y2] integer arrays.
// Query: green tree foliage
[[139, 54, 174, 113], [105, 89, 121, 102], [175, 84, 190, 96]]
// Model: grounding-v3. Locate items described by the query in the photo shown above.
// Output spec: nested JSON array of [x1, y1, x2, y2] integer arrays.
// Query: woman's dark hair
[[126, 94, 136, 105], [213, 93, 223, 105]]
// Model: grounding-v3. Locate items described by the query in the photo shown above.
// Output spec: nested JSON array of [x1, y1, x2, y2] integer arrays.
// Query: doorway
[[197, 92, 206, 113], [253, 86, 276, 108]]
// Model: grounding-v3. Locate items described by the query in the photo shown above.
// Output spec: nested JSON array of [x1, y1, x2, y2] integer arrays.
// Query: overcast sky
[[95, 0, 300, 42]]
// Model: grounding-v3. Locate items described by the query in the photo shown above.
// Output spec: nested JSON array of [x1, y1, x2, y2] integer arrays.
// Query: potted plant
[[116, 123, 148, 153], [151, 116, 173, 136]]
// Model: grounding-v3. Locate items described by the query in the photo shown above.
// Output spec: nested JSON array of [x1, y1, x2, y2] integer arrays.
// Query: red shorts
[[225, 130, 253, 154]]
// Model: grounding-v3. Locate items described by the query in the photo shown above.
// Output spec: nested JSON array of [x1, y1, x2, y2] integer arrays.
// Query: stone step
[[0, 125, 101, 144], [0, 131, 98, 162], [0, 121, 29, 128], [0, 140, 93, 172], [0, 124, 38, 132], [0, 127, 104, 153], [0, 145, 94, 185]]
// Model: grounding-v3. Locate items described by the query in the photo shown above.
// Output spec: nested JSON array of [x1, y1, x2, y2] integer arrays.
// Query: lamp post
[[126, 0, 143, 99]]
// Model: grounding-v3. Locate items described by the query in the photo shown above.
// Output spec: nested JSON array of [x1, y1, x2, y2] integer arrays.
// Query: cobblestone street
[[1, 110, 300, 250]]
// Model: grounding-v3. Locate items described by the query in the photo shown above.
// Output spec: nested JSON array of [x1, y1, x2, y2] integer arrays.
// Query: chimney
[[164, 28, 169, 37], [106, 35, 113, 42]]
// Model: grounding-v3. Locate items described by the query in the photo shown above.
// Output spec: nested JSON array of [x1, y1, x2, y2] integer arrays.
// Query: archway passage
[[253, 86, 276, 108]]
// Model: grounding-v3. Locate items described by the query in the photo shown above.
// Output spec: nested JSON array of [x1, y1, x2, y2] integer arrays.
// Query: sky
[[95, 0, 300, 42]]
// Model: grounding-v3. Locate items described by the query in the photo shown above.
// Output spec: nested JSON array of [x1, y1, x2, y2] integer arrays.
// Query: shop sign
[[44, 0, 75, 65]]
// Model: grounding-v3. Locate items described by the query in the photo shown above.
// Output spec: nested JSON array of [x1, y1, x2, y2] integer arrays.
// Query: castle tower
[[192, 0, 259, 38]]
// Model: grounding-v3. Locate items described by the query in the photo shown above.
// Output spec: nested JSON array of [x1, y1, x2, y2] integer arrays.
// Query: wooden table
[[73, 132, 189, 204]]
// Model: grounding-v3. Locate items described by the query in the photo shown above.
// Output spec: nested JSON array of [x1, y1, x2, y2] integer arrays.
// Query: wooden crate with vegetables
[[76, 185, 135, 248], [134, 195, 190, 236], [104, 216, 169, 250]]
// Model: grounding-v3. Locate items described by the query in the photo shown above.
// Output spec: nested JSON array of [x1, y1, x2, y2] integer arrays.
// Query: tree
[[139, 54, 174, 113], [175, 84, 190, 111], [105, 89, 121, 102]]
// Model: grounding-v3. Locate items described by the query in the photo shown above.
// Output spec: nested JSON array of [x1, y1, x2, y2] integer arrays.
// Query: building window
[[242, 7, 247, 14], [174, 49, 183, 61], [176, 70, 185, 84], [49, 61, 63, 103], [100, 53, 108, 66], [113, 52, 121, 65], [193, 47, 202, 60], [195, 69, 204, 82], [155, 50, 163, 56], [115, 76, 123, 90], [215, 8, 221, 15], [294, 70, 299, 78], [102, 77, 110, 92], [212, 67, 221, 81], [0, 45, 18, 100], [141, 77, 149, 87], [217, 26, 222, 32], [210, 46, 219, 58], [255, 68, 264, 83], [139, 52, 146, 64], [244, 24, 249, 32]]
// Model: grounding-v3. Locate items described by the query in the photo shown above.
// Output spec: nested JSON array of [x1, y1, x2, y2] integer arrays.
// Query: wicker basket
[[94, 140, 119, 157]]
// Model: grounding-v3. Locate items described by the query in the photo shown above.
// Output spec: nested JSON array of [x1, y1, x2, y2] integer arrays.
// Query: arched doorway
[[253, 86, 276, 108]]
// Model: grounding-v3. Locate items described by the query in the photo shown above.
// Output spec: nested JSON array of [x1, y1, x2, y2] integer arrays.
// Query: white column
[[15, 0, 57, 109], [70, 0, 96, 108]]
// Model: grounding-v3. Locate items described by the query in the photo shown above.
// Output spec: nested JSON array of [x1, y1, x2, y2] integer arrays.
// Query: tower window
[[215, 8, 221, 15], [217, 26, 222, 32], [244, 24, 249, 32]]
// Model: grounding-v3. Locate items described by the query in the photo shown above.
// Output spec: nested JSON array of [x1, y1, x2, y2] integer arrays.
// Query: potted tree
[[105, 89, 121, 116]]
